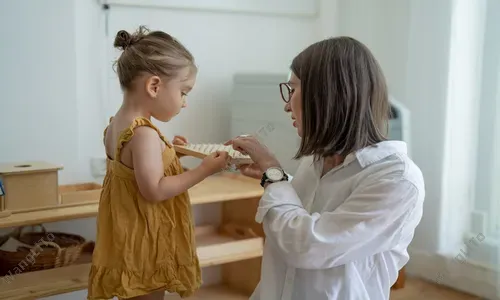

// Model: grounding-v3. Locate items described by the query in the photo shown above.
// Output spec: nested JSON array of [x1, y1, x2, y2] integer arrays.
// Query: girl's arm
[[130, 126, 213, 202]]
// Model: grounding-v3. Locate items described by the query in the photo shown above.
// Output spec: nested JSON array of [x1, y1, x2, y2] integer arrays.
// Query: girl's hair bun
[[114, 30, 133, 50], [113, 27, 149, 51]]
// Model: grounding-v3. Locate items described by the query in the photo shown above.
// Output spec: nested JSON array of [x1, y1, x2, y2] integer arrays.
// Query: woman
[[226, 37, 425, 300]]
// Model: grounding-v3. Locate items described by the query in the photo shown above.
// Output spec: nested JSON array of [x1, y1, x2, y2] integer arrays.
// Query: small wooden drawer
[[59, 183, 102, 205]]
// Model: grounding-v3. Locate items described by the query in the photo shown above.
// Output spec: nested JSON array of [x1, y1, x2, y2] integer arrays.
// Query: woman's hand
[[225, 135, 280, 172], [236, 163, 262, 179], [172, 135, 188, 158]]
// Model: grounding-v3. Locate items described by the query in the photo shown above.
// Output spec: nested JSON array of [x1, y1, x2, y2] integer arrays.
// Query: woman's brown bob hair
[[291, 36, 390, 159]]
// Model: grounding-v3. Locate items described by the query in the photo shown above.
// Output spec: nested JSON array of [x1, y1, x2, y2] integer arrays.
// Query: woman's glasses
[[279, 82, 292, 103]]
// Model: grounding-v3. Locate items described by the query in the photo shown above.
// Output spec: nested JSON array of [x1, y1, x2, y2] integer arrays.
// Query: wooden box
[[59, 183, 102, 206], [0, 161, 63, 214]]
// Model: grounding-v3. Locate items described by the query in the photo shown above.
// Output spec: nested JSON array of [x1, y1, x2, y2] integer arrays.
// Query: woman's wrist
[[259, 160, 281, 173]]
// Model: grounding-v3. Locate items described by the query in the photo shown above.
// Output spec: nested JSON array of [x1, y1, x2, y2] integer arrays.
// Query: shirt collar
[[312, 140, 407, 171], [354, 140, 407, 168]]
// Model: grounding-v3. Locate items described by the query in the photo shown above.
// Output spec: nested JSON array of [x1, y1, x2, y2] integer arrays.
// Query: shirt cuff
[[255, 181, 302, 223]]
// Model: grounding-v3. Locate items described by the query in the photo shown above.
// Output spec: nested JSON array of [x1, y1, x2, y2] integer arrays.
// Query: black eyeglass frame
[[279, 82, 292, 103]]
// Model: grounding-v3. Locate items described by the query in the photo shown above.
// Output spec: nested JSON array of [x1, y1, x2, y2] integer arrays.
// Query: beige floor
[[390, 277, 481, 300]]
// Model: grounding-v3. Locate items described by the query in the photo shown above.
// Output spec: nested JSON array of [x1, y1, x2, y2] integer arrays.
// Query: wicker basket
[[0, 224, 87, 276]]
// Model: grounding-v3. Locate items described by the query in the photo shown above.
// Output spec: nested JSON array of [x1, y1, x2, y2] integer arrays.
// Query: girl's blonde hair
[[113, 26, 196, 90]]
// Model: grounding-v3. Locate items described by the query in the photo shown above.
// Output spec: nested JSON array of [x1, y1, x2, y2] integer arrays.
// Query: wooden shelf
[[0, 172, 262, 229], [0, 225, 263, 300], [0, 256, 90, 300], [187, 172, 262, 205], [196, 225, 263, 267], [164, 284, 248, 299]]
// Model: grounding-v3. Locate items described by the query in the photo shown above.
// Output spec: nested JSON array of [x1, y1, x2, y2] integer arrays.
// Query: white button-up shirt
[[250, 141, 425, 300]]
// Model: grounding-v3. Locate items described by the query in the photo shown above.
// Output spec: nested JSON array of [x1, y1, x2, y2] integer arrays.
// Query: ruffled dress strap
[[102, 116, 114, 146], [114, 117, 173, 163]]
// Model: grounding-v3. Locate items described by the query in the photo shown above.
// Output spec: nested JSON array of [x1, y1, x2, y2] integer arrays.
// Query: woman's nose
[[284, 102, 291, 112]]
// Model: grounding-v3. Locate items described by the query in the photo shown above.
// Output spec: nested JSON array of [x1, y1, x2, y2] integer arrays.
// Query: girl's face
[[148, 66, 196, 122], [285, 72, 303, 137]]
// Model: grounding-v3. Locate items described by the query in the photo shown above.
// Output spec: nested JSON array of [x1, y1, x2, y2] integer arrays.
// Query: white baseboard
[[406, 247, 500, 299]]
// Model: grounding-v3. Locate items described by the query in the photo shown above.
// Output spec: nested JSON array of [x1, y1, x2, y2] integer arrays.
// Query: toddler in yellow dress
[[87, 26, 230, 300]]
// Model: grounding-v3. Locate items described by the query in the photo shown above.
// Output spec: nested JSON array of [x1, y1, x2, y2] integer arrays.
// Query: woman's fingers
[[238, 149, 248, 155], [227, 138, 245, 150], [225, 135, 264, 158], [232, 143, 248, 154], [237, 163, 262, 179]]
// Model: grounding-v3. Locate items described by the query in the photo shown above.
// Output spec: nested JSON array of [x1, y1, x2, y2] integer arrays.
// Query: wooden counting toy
[[174, 143, 253, 165]]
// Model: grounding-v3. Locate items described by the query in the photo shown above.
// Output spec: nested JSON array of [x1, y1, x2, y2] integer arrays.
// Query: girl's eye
[[181, 92, 187, 97]]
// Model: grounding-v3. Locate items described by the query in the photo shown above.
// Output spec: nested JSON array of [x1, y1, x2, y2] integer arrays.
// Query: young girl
[[87, 26, 230, 300]]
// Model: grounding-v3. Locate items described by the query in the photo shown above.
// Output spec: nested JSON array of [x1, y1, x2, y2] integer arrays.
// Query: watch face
[[266, 167, 284, 181]]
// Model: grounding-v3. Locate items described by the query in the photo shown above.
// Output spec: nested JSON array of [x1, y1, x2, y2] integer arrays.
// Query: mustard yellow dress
[[87, 117, 201, 299]]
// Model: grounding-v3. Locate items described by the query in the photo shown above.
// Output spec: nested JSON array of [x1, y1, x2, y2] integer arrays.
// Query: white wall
[[0, 0, 336, 299], [473, 0, 500, 234], [440, 0, 486, 255], [336, 0, 453, 255], [336, 0, 411, 103], [403, 0, 455, 255], [0, 0, 82, 183]]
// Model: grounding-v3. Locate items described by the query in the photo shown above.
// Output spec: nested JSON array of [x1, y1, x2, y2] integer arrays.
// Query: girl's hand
[[237, 163, 262, 179], [173, 135, 188, 158], [172, 135, 188, 145], [200, 151, 231, 176], [225, 135, 280, 172]]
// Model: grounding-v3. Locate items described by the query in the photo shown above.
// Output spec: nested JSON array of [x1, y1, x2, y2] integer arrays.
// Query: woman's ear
[[146, 76, 161, 98]]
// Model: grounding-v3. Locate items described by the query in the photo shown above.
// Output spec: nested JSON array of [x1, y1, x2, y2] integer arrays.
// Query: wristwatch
[[260, 167, 289, 187]]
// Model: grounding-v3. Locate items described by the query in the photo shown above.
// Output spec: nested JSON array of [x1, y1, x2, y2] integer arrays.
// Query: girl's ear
[[146, 76, 161, 98]]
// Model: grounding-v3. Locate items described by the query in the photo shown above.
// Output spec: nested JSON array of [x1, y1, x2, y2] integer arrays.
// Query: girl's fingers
[[173, 136, 187, 145]]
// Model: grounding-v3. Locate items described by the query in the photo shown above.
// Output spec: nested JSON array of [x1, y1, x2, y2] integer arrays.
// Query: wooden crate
[[59, 183, 102, 206], [0, 161, 62, 215]]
